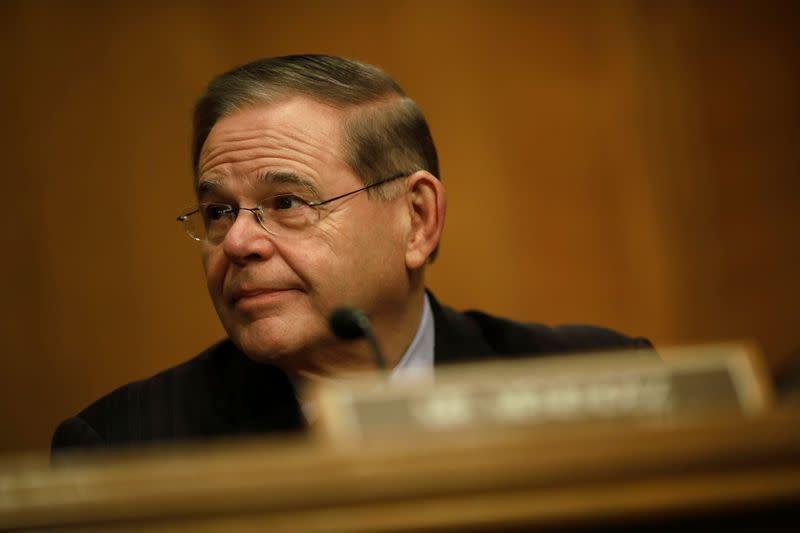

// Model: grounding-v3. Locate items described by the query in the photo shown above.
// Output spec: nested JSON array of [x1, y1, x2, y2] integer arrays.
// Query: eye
[[202, 203, 233, 221], [269, 194, 309, 210]]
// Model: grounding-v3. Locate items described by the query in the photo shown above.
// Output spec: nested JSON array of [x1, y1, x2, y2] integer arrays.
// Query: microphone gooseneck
[[329, 307, 387, 370]]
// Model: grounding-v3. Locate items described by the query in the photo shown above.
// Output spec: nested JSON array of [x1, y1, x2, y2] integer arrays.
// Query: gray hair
[[192, 55, 440, 195]]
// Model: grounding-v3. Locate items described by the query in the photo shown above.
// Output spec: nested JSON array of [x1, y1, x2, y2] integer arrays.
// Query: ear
[[404, 170, 446, 270]]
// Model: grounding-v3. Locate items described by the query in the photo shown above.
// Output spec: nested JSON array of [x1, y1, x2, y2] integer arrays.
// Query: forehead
[[197, 97, 352, 192]]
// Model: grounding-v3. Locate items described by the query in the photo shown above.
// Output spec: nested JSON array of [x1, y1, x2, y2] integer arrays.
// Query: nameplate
[[307, 342, 774, 442]]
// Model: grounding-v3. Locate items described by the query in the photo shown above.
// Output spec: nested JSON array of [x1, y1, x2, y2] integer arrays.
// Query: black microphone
[[329, 307, 387, 370]]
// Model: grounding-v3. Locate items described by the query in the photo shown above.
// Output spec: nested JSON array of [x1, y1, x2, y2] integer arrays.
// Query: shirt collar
[[292, 295, 435, 424], [389, 293, 435, 383]]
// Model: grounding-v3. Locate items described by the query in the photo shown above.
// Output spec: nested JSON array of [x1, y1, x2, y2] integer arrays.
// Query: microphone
[[329, 307, 387, 370]]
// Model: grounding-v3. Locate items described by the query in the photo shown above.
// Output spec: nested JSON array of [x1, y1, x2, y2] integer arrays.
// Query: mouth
[[231, 288, 299, 309]]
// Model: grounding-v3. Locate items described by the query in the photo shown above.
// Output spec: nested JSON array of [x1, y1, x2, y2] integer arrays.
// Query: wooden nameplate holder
[[307, 342, 775, 443]]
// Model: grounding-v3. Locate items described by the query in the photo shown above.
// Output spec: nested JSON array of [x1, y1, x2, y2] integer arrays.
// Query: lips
[[227, 283, 303, 309], [232, 287, 288, 302]]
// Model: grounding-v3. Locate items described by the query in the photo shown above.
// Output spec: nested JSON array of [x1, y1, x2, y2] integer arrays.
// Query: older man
[[52, 55, 650, 450]]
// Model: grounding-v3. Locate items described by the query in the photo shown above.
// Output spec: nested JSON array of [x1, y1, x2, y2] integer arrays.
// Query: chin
[[226, 316, 322, 365]]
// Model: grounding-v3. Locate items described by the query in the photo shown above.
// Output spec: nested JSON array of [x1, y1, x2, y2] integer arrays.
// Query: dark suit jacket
[[52, 294, 651, 452]]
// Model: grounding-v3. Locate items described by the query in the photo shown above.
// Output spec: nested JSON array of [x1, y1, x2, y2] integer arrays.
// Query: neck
[[286, 289, 426, 380]]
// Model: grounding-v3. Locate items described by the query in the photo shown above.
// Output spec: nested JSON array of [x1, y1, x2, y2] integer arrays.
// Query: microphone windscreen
[[330, 307, 370, 340]]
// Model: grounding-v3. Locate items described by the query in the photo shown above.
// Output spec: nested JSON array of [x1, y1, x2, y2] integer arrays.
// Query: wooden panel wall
[[0, 0, 797, 453]]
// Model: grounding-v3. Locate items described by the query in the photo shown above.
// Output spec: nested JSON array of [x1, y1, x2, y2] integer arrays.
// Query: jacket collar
[[428, 290, 495, 365]]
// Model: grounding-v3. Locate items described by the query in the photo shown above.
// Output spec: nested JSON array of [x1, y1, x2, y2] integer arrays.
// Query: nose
[[221, 208, 276, 264]]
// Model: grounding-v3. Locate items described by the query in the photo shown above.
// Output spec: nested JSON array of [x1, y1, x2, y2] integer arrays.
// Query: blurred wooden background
[[0, 0, 797, 454]]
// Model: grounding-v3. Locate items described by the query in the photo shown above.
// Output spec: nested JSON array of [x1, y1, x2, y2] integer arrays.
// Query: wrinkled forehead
[[201, 97, 347, 156], [195, 98, 355, 194]]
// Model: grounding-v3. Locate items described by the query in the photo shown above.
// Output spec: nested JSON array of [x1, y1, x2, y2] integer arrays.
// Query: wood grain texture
[[0, 0, 797, 453], [2, 407, 799, 531]]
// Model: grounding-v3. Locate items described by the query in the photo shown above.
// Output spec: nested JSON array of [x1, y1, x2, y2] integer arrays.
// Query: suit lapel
[[215, 342, 307, 434], [428, 291, 495, 365]]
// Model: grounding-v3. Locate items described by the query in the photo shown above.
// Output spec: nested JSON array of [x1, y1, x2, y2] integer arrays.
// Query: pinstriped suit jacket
[[52, 292, 651, 453]]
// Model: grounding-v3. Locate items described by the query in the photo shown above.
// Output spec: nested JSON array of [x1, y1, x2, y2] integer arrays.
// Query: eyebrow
[[258, 171, 320, 197], [196, 171, 321, 200], [196, 178, 223, 199]]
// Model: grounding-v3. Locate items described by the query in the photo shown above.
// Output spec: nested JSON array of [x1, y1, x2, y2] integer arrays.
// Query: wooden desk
[[2, 406, 800, 531]]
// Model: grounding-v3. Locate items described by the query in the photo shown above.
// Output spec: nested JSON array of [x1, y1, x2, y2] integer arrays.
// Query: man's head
[[193, 55, 439, 199], [189, 55, 446, 375]]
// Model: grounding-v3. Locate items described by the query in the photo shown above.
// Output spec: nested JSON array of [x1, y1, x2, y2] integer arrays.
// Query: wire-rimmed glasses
[[177, 173, 407, 243]]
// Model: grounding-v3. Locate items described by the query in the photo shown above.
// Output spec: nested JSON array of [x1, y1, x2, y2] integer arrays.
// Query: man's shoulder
[[81, 339, 235, 414], [429, 293, 652, 364], [462, 308, 652, 353], [51, 340, 239, 451]]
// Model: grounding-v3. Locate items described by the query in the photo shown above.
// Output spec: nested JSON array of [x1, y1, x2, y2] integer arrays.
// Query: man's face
[[197, 97, 410, 365]]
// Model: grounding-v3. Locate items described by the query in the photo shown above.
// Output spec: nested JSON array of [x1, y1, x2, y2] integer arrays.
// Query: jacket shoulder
[[429, 291, 651, 364], [463, 308, 652, 355], [52, 340, 233, 451]]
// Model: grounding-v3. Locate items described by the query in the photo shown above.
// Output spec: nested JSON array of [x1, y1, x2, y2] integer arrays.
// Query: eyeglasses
[[177, 173, 407, 243]]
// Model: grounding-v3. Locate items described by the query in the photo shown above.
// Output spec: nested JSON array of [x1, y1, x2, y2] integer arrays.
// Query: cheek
[[341, 208, 405, 280], [202, 246, 226, 296], [276, 234, 356, 311], [360, 205, 405, 256], [283, 241, 344, 296]]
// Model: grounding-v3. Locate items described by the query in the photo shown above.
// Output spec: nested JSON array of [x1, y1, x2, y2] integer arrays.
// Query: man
[[52, 55, 650, 451]]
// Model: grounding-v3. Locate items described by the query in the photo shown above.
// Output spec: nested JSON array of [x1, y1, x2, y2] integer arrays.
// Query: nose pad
[[223, 207, 261, 240], [221, 207, 277, 261], [226, 206, 279, 240], [250, 207, 281, 237], [251, 208, 265, 226]]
